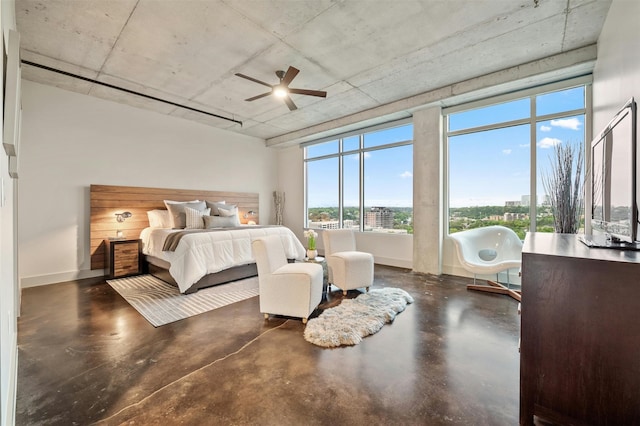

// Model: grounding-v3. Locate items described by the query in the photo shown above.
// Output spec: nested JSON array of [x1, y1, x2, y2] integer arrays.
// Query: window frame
[[443, 76, 592, 236], [304, 118, 413, 232]]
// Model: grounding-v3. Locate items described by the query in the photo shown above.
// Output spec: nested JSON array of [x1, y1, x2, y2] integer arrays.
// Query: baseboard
[[373, 256, 413, 269], [2, 346, 17, 426], [21, 269, 106, 288]]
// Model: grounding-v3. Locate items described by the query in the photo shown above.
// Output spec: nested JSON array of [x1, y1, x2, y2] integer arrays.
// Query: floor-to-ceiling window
[[445, 78, 590, 239], [305, 119, 413, 233]]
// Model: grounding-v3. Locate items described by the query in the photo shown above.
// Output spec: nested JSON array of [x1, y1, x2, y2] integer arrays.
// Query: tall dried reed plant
[[542, 141, 584, 234], [273, 191, 285, 226]]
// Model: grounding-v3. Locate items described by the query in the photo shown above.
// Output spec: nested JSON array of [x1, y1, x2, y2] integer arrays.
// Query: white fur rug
[[303, 287, 414, 348]]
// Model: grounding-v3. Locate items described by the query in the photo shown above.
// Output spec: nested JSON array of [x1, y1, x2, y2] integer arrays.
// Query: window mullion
[[447, 117, 532, 138], [339, 139, 344, 228], [530, 96, 537, 232], [360, 133, 365, 232], [536, 108, 586, 122]]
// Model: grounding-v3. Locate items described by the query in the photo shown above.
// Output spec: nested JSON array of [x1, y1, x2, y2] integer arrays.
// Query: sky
[[306, 86, 588, 209], [306, 124, 413, 208], [448, 86, 586, 208]]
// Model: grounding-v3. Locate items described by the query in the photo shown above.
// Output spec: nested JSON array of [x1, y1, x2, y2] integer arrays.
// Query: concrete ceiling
[[15, 0, 612, 144]]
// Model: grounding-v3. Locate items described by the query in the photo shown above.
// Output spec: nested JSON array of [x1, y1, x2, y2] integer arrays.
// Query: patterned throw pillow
[[185, 207, 210, 229], [164, 200, 206, 228]]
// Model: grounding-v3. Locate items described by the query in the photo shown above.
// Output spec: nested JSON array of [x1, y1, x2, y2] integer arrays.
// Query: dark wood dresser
[[520, 232, 640, 425], [104, 238, 143, 279]]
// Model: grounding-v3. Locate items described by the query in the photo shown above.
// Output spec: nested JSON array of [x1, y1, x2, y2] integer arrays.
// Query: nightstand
[[105, 238, 143, 278]]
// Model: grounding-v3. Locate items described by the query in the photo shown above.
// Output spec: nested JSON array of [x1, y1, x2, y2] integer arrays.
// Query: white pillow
[[147, 210, 171, 228], [185, 207, 210, 229], [217, 204, 238, 217]]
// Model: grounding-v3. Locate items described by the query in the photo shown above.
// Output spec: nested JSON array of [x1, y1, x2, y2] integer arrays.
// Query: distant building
[[364, 207, 394, 229], [343, 220, 357, 229], [503, 212, 528, 221], [308, 220, 339, 229], [521, 195, 530, 207], [541, 194, 551, 206], [505, 200, 521, 207]]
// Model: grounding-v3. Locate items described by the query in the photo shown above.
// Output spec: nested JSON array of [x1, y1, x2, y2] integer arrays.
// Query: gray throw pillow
[[205, 200, 226, 216], [165, 201, 206, 229], [203, 214, 240, 228]]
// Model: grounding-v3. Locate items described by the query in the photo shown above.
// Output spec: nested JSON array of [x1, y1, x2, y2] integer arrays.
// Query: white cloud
[[540, 125, 552, 132], [551, 118, 582, 130], [400, 171, 413, 179], [502, 149, 512, 155], [363, 152, 371, 159], [519, 143, 530, 148], [538, 137, 562, 149]]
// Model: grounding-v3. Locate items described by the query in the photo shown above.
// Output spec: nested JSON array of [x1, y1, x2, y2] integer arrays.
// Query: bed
[[141, 226, 304, 293], [89, 184, 305, 293]]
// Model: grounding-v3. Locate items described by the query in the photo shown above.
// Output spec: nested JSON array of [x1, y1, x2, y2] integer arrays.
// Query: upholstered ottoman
[[327, 251, 373, 295]]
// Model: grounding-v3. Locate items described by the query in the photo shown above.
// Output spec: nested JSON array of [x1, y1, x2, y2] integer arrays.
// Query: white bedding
[[140, 226, 306, 293]]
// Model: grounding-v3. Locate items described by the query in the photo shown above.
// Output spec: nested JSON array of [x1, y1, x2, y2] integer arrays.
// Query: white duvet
[[140, 226, 306, 293]]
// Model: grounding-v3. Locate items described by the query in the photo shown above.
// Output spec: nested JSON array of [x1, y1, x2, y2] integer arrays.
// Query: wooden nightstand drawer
[[105, 239, 142, 278]]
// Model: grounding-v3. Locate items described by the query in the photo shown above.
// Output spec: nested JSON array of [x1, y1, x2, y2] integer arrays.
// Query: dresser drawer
[[105, 239, 142, 278]]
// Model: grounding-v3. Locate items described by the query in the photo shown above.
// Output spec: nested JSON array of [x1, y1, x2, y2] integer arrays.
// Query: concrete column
[[412, 107, 442, 275]]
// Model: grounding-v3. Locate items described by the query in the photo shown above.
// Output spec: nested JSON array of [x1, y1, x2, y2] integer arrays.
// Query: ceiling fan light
[[273, 86, 288, 98]]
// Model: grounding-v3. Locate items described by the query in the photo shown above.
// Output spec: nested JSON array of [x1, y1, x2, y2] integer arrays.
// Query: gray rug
[[107, 274, 259, 327], [304, 287, 414, 348]]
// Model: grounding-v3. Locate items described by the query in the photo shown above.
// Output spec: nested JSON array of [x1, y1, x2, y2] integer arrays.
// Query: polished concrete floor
[[16, 266, 521, 425]]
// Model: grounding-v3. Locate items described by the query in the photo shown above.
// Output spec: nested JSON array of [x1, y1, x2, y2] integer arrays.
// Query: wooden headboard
[[90, 184, 259, 270]]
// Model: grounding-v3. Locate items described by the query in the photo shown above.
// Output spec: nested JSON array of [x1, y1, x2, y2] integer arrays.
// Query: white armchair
[[252, 235, 323, 323], [322, 229, 374, 295], [449, 225, 522, 301]]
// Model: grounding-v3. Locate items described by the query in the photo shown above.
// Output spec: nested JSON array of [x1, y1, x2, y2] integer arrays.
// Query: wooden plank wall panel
[[90, 184, 259, 270]]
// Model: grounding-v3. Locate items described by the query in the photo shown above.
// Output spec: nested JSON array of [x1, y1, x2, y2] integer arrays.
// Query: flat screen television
[[580, 97, 639, 250]]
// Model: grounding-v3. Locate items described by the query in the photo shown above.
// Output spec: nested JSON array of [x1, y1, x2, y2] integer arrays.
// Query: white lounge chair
[[449, 225, 522, 301], [252, 235, 323, 323]]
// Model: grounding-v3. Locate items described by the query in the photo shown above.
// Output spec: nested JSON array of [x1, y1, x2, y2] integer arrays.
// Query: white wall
[[592, 0, 640, 243], [592, 0, 640, 141], [19, 81, 275, 287], [1, 3, 19, 426]]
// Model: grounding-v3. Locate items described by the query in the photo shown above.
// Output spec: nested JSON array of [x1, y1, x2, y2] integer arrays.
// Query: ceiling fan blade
[[235, 73, 273, 88], [280, 66, 300, 86], [289, 88, 327, 98], [245, 92, 272, 102], [283, 95, 298, 111]]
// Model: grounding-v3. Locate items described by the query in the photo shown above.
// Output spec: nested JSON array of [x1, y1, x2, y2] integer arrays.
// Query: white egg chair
[[449, 225, 522, 302]]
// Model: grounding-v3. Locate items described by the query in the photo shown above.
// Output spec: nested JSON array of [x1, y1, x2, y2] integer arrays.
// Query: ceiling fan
[[235, 66, 327, 111]]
